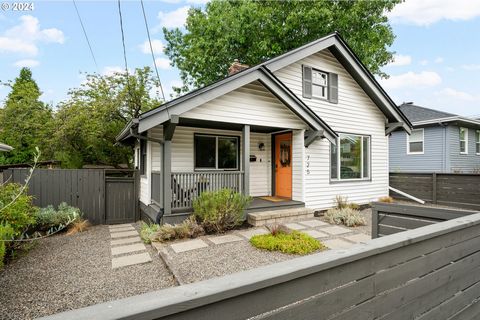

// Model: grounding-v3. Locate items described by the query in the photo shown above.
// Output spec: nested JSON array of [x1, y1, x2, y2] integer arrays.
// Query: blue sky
[[0, 0, 479, 117]]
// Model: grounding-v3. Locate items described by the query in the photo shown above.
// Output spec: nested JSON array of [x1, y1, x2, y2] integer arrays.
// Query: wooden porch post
[[163, 115, 178, 216], [242, 125, 250, 196]]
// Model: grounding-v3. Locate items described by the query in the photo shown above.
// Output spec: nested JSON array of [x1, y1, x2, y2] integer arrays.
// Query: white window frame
[[311, 68, 328, 100], [330, 133, 371, 182], [460, 127, 468, 155], [407, 128, 424, 155], [476, 130, 480, 155]]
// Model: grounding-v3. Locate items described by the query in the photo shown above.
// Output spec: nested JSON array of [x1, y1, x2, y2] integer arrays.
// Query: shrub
[[250, 231, 325, 255], [66, 220, 90, 235], [151, 216, 205, 242], [34, 202, 82, 231], [140, 222, 160, 244], [0, 223, 14, 268], [334, 195, 360, 210], [378, 196, 394, 203], [0, 183, 37, 237], [266, 223, 291, 236], [193, 189, 251, 233], [324, 207, 366, 227]]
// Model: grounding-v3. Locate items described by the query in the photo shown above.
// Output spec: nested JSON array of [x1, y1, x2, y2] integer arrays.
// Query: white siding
[[182, 81, 308, 130], [139, 140, 152, 205], [250, 132, 272, 196], [150, 127, 163, 172], [274, 49, 389, 210]]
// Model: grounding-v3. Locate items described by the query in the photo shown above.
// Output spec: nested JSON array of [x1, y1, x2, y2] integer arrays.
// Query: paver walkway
[[108, 223, 152, 269], [162, 217, 371, 254]]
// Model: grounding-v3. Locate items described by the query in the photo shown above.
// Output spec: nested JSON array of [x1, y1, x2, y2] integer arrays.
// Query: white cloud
[[102, 66, 125, 76], [154, 57, 171, 70], [186, 0, 209, 4], [387, 54, 412, 67], [437, 88, 479, 102], [420, 60, 429, 66], [434, 57, 444, 64], [381, 71, 442, 90], [164, 79, 184, 99], [0, 15, 64, 56], [158, 6, 190, 28], [461, 64, 480, 71], [388, 0, 480, 26], [140, 39, 164, 54], [13, 59, 39, 68]]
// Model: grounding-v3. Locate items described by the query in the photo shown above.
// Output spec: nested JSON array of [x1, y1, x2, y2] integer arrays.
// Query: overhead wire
[[72, 0, 99, 72]]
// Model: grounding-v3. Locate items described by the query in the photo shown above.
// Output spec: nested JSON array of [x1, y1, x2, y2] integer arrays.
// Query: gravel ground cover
[[0, 224, 176, 320], [160, 240, 295, 284]]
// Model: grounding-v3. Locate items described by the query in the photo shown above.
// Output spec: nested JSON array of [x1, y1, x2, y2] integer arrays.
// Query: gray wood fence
[[2, 169, 138, 225], [371, 202, 477, 238], [390, 172, 480, 210], [41, 212, 480, 320]]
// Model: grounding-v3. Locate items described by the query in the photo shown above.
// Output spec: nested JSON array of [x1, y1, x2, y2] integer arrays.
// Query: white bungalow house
[[117, 32, 411, 224]]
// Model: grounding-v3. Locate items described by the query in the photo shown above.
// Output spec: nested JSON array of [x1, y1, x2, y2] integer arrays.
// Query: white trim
[[330, 133, 371, 181], [407, 128, 424, 155], [412, 116, 480, 127], [460, 127, 468, 155]]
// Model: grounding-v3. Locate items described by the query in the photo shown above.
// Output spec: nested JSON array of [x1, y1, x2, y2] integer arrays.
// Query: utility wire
[[72, 0, 99, 72], [140, 0, 166, 103], [117, 0, 137, 110]]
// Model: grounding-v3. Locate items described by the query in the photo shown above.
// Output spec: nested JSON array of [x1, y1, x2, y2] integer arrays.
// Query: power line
[[72, 0, 99, 72], [140, 0, 166, 102], [117, 0, 136, 110]]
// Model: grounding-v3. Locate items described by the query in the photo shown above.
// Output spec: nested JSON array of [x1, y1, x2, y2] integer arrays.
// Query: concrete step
[[247, 207, 314, 227]]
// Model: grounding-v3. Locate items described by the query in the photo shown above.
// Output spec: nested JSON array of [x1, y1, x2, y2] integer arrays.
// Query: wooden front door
[[275, 133, 292, 199]]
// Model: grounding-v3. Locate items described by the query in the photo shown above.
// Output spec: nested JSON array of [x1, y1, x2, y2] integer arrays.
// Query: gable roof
[[398, 103, 457, 123], [119, 32, 412, 142]]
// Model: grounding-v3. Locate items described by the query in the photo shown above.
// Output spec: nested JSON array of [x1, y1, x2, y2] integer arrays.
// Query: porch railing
[[151, 171, 162, 205], [171, 171, 244, 210]]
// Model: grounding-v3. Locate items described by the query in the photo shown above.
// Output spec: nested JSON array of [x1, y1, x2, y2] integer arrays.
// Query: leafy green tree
[[0, 68, 54, 164], [53, 67, 162, 168], [164, 0, 400, 91]]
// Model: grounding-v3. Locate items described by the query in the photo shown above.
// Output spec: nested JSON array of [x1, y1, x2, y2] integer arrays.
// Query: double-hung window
[[407, 128, 424, 154], [330, 133, 370, 181], [460, 127, 468, 154], [302, 65, 338, 103], [194, 134, 239, 170], [476, 130, 480, 155], [312, 69, 328, 99]]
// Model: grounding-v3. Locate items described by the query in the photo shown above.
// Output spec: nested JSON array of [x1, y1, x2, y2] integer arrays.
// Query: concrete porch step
[[247, 207, 314, 227]]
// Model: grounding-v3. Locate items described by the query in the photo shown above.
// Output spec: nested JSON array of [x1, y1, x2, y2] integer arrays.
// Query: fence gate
[[2, 168, 138, 225]]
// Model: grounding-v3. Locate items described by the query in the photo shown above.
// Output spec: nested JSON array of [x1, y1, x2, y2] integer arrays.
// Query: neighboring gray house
[[390, 103, 480, 173]]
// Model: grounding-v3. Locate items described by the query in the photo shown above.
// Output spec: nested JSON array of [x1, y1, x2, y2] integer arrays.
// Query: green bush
[[152, 216, 204, 242], [0, 223, 14, 268], [193, 189, 251, 233], [0, 183, 37, 237], [34, 202, 82, 231], [324, 207, 366, 227], [140, 222, 160, 244], [334, 195, 360, 210], [250, 230, 324, 255]]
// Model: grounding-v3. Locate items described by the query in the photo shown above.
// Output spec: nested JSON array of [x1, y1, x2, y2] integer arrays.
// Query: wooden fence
[[2, 169, 138, 225], [41, 212, 480, 320], [371, 202, 477, 238], [390, 172, 480, 210]]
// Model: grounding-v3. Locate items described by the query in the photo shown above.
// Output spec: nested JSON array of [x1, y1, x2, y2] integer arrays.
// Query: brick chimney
[[228, 59, 249, 75]]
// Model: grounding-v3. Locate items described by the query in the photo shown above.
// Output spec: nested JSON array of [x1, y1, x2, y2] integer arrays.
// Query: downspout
[[129, 127, 165, 223]]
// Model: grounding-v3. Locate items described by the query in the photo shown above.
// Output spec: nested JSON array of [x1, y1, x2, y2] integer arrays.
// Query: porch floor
[[247, 197, 305, 212]]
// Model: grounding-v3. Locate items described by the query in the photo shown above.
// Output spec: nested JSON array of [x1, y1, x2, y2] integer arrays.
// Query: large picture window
[[194, 134, 239, 170], [330, 133, 370, 181]]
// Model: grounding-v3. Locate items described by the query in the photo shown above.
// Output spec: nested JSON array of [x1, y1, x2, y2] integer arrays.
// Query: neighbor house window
[[140, 140, 147, 175], [194, 134, 239, 170], [330, 134, 370, 181], [476, 130, 480, 154], [407, 128, 424, 154], [460, 127, 468, 154]]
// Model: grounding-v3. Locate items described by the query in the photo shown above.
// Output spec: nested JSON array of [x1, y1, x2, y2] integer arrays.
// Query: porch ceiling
[[178, 118, 290, 133]]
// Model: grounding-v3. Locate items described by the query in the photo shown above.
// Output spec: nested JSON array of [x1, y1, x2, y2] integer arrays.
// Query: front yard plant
[[151, 216, 204, 243], [34, 202, 82, 231], [193, 189, 251, 233], [140, 222, 161, 244], [250, 228, 324, 255], [324, 207, 366, 227]]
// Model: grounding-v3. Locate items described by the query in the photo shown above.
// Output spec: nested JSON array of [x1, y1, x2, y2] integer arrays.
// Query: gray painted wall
[[448, 125, 480, 173], [389, 126, 446, 173], [390, 124, 480, 173]]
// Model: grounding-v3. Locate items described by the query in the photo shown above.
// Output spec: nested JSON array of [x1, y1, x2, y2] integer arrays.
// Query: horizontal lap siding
[[449, 125, 480, 173], [274, 49, 388, 209], [250, 132, 271, 197], [181, 81, 307, 130], [389, 126, 445, 173]]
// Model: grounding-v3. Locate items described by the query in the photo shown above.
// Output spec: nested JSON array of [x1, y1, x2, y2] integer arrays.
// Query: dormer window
[[312, 69, 328, 99], [302, 65, 338, 104]]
